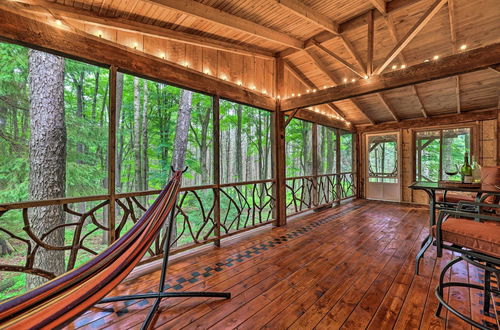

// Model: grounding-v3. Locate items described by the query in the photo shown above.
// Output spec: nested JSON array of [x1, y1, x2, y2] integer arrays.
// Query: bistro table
[[409, 181, 500, 274]]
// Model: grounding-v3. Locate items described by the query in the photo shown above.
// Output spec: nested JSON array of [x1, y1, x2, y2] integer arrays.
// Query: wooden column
[[213, 95, 221, 247], [335, 128, 341, 204], [107, 66, 117, 243], [273, 57, 287, 226], [312, 123, 318, 206], [355, 132, 362, 198]]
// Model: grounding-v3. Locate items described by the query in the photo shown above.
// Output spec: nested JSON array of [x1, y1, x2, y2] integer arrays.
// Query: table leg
[[415, 189, 435, 275]]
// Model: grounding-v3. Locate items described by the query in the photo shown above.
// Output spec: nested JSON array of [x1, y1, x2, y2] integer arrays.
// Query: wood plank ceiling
[[4, 0, 500, 126]]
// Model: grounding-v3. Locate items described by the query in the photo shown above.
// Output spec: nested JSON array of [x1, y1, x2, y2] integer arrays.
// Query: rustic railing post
[[213, 95, 221, 246], [312, 123, 318, 207], [272, 56, 287, 226], [108, 66, 117, 243]]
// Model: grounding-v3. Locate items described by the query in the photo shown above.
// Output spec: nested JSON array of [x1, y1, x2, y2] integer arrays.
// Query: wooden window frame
[[411, 123, 478, 182]]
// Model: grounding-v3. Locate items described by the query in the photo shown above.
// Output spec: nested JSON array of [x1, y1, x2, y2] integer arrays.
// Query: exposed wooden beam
[[410, 85, 429, 118], [340, 34, 367, 75], [455, 75, 461, 114], [282, 43, 500, 110], [369, 0, 387, 15], [489, 65, 500, 74], [284, 59, 346, 118], [367, 10, 374, 76], [357, 109, 497, 132], [275, 0, 339, 34], [10, 0, 274, 59], [376, 93, 400, 122], [375, 0, 448, 75], [0, 7, 276, 111], [384, 13, 429, 119], [279, 0, 423, 59], [305, 49, 375, 124], [145, 0, 304, 49], [312, 40, 365, 78]]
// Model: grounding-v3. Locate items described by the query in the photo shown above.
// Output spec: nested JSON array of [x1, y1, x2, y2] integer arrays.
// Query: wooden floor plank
[[63, 200, 496, 330]]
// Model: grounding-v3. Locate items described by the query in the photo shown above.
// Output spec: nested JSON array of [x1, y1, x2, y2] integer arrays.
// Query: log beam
[[10, 0, 274, 59], [0, 8, 276, 111], [376, 93, 400, 122], [275, 0, 339, 34], [357, 109, 497, 132], [369, 0, 387, 15], [145, 0, 304, 49], [282, 43, 500, 110]]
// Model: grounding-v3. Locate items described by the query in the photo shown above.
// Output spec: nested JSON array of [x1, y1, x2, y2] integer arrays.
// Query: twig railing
[[286, 172, 356, 215]]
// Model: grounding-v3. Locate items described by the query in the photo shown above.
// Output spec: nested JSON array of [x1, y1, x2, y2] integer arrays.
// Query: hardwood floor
[[67, 200, 499, 329]]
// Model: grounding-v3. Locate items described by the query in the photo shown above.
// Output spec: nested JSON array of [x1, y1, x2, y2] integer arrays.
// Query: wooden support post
[[312, 123, 318, 207], [108, 66, 117, 243], [356, 132, 363, 198], [335, 128, 341, 204], [273, 57, 287, 226], [212, 95, 221, 247]]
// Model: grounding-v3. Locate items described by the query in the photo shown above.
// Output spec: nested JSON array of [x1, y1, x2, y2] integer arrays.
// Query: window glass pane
[[220, 100, 271, 184], [415, 131, 441, 182], [286, 118, 312, 177], [0, 42, 109, 203], [340, 131, 353, 172], [368, 135, 398, 183], [442, 128, 470, 180], [117, 74, 212, 191], [317, 125, 337, 174]]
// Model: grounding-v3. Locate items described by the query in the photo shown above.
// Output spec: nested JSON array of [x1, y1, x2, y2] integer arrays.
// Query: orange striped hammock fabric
[[0, 171, 183, 329]]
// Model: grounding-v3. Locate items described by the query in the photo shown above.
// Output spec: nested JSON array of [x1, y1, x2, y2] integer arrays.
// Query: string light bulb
[[460, 44, 467, 50], [343, 78, 348, 83], [433, 55, 439, 60], [400, 64, 406, 69], [392, 64, 397, 70], [55, 19, 62, 26]]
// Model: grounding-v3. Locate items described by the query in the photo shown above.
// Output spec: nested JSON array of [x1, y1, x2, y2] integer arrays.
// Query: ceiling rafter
[[305, 49, 375, 124], [369, 0, 387, 15], [9, 0, 275, 59], [281, 42, 500, 110], [367, 9, 374, 76], [375, 0, 448, 75], [312, 40, 365, 78], [339, 35, 367, 75], [376, 93, 400, 122], [275, 0, 339, 34], [284, 59, 346, 118], [384, 13, 429, 118], [144, 0, 304, 49]]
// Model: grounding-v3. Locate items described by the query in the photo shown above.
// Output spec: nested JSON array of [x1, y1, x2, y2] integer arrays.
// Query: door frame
[[364, 131, 402, 202]]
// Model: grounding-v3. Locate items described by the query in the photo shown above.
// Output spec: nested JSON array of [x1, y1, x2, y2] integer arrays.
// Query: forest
[[0, 41, 354, 299]]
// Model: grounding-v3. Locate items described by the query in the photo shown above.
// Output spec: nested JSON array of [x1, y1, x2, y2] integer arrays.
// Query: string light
[[97, 30, 103, 38], [204, 68, 210, 74], [251, 85, 256, 90], [133, 42, 138, 49], [343, 78, 348, 83], [292, 93, 295, 97], [460, 44, 467, 50], [313, 89, 317, 93], [221, 74, 227, 81], [306, 89, 310, 93], [433, 55, 439, 60], [236, 80, 242, 86], [392, 64, 397, 70], [55, 19, 62, 26], [351, 78, 356, 83], [424, 59, 430, 63], [183, 61, 190, 67], [363, 75, 369, 79], [262, 89, 267, 94], [400, 64, 406, 69]]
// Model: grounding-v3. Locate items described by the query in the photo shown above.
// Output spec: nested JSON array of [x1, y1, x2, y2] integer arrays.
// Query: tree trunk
[[170, 89, 192, 246], [326, 129, 335, 174], [171, 90, 192, 171], [133, 77, 142, 192], [115, 72, 124, 193], [26, 50, 66, 290], [91, 70, 100, 120], [235, 104, 243, 182], [142, 81, 149, 192]]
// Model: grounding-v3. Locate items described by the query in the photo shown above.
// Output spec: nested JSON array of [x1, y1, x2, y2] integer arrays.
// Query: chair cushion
[[432, 217, 500, 258], [436, 192, 475, 204]]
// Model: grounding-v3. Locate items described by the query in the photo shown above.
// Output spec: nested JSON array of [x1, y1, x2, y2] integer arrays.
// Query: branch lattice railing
[[0, 179, 276, 298], [286, 172, 356, 216]]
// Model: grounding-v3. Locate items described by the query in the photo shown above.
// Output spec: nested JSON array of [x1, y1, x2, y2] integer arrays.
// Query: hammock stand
[[97, 168, 231, 329], [0, 168, 230, 330]]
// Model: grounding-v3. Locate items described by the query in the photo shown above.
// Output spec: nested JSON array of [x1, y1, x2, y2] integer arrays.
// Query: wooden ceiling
[[2, 0, 499, 127]]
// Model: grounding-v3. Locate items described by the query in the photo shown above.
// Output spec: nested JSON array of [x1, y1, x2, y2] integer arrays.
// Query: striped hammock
[[0, 170, 183, 329]]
